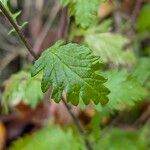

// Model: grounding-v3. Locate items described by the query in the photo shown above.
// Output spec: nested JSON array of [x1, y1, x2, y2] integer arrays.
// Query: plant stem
[[62, 97, 85, 134], [62, 97, 93, 150], [0, 2, 93, 149], [0, 2, 37, 59]]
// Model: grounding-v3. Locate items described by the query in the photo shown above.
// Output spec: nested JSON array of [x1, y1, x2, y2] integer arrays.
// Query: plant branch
[[62, 97, 85, 135], [0, 2, 37, 59], [62, 97, 93, 150], [0, 2, 93, 149]]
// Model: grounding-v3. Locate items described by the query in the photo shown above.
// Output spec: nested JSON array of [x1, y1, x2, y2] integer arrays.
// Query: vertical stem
[[62, 97, 93, 150], [62, 97, 85, 134], [0, 2, 93, 149]]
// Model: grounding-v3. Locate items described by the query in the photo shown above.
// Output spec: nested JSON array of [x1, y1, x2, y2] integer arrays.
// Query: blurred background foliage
[[0, 0, 150, 149]]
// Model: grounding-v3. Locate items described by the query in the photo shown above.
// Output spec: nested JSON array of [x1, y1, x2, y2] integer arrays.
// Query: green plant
[[61, 0, 99, 28], [10, 124, 86, 150], [0, 0, 150, 150], [31, 40, 109, 105], [136, 4, 150, 33], [0, 0, 27, 34], [2, 71, 43, 109]]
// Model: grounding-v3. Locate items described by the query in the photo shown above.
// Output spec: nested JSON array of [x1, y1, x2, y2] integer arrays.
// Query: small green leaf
[[71, 0, 99, 28], [31, 40, 110, 105], [61, 0, 100, 28]]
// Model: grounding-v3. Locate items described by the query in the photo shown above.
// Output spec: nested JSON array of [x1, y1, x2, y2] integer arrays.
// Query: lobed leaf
[[73, 0, 99, 28], [94, 70, 148, 111], [31, 40, 110, 105]]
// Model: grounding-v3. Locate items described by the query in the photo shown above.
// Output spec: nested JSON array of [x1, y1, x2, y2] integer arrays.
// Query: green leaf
[[72, 0, 99, 28], [61, 0, 100, 28], [137, 4, 150, 32], [2, 71, 43, 109], [9, 125, 86, 150], [106, 70, 147, 109], [85, 32, 136, 66], [95, 70, 148, 111], [31, 40, 110, 105]]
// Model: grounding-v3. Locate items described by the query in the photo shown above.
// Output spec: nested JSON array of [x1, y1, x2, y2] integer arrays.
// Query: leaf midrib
[[51, 51, 105, 97]]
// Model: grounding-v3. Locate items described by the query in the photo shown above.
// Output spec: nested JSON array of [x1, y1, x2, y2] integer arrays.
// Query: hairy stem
[[0, 2, 93, 149], [0, 2, 37, 59]]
